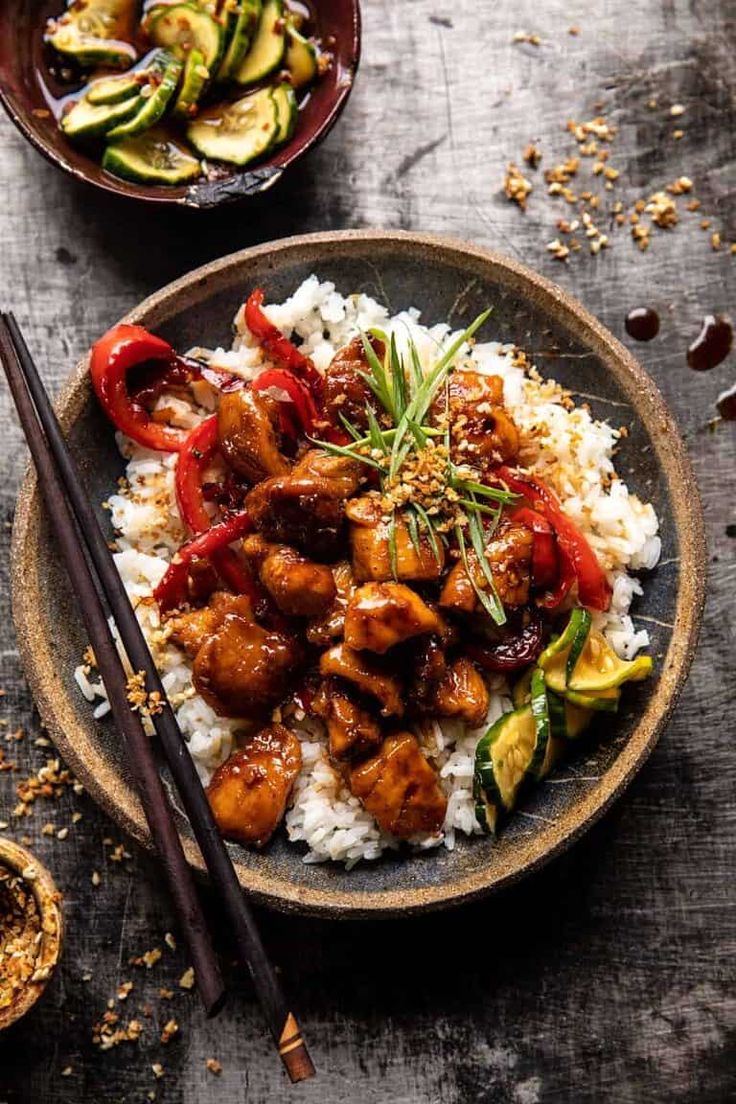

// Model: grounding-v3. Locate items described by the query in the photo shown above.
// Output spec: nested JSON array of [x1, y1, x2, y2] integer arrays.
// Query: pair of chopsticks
[[0, 313, 315, 1084]]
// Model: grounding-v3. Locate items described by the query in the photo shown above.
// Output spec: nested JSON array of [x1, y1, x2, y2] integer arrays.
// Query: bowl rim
[[0, 837, 64, 1031], [0, 0, 361, 209], [10, 230, 706, 917]]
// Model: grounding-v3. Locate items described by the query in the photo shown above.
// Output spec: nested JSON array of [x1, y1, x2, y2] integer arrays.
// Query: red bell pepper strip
[[154, 510, 256, 613], [498, 467, 611, 611], [252, 368, 319, 436], [175, 416, 256, 597], [90, 324, 193, 453], [510, 506, 559, 591], [244, 289, 324, 401]]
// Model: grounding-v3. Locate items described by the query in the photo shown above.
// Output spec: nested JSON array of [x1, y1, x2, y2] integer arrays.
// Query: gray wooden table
[[1, 2, 734, 1101]]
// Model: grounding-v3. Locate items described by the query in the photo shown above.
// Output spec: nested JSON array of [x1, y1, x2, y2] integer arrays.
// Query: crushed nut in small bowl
[[0, 838, 63, 1031]]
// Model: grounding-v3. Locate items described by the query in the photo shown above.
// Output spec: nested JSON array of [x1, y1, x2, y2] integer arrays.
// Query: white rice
[[77, 276, 661, 866]]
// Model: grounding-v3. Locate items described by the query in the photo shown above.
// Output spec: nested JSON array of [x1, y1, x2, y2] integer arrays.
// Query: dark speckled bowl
[[11, 231, 705, 917], [0, 0, 360, 208]]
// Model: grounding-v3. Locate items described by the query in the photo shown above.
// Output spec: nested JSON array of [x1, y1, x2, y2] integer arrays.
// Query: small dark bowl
[[0, 0, 360, 208]]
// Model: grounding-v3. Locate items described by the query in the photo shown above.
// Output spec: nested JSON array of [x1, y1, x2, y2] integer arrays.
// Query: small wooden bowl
[[0, 0, 361, 208], [0, 838, 63, 1032]]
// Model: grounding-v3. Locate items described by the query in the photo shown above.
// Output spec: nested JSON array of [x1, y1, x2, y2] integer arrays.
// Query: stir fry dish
[[78, 279, 659, 864], [45, 1, 328, 185]]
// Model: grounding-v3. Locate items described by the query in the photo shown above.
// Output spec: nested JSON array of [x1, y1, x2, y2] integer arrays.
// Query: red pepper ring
[[497, 467, 611, 612], [154, 510, 256, 613], [174, 417, 258, 598], [90, 324, 191, 453], [245, 289, 324, 401], [252, 367, 319, 436], [510, 506, 559, 591]]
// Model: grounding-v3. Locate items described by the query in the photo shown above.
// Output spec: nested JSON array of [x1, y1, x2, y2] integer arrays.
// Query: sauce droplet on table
[[687, 315, 733, 371], [625, 307, 660, 342], [716, 382, 736, 421]]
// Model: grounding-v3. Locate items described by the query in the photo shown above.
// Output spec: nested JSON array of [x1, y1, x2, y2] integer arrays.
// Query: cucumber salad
[[45, 0, 328, 185]]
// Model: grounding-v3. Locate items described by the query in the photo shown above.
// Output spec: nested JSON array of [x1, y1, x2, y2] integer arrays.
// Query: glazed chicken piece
[[344, 582, 447, 654], [243, 534, 336, 617], [246, 449, 363, 559], [312, 679, 383, 761], [319, 643, 404, 717], [193, 610, 302, 718], [206, 724, 302, 847], [218, 386, 290, 483], [166, 592, 254, 659], [348, 733, 447, 839], [347, 497, 446, 582], [439, 518, 534, 611], [421, 657, 490, 728], [433, 369, 520, 473], [321, 335, 385, 431], [306, 560, 356, 646]]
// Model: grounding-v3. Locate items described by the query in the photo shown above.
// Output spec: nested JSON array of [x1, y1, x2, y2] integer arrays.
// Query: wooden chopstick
[[0, 316, 226, 1018], [1, 314, 316, 1084]]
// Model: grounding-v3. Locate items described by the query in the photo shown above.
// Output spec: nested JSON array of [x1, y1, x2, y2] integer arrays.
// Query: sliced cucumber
[[284, 19, 319, 89], [512, 668, 533, 708], [474, 705, 544, 817], [567, 629, 653, 693], [87, 73, 142, 105], [565, 687, 620, 713], [172, 48, 209, 118], [539, 608, 592, 694], [473, 775, 499, 834], [61, 91, 142, 140], [47, 0, 138, 68], [106, 53, 182, 140], [103, 127, 202, 183], [529, 669, 553, 781], [150, 3, 225, 72], [271, 82, 297, 144], [233, 0, 286, 85], [548, 690, 593, 740], [218, 0, 263, 79], [186, 85, 279, 165]]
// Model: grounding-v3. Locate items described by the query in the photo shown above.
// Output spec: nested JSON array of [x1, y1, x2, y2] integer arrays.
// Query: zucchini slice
[[529, 669, 553, 781], [567, 629, 653, 693], [47, 0, 138, 68], [61, 91, 142, 140], [548, 690, 593, 740], [218, 0, 263, 79], [103, 127, 202, 184], [172, 47, 209, 118], [233, 0, 286, 85], [186, 85, 279, 165], [565, 687, 620, 713], [150, 3, 225, 72], [86, 72, 142, 105], [473, 774, 499, 834], [106, 53, 183, 141], [538, 607, 592, 693], [512, 668, 533, 708], [271, 82, 297, 144], [284, 20, 319, 89], [474, 705, 544, 817]]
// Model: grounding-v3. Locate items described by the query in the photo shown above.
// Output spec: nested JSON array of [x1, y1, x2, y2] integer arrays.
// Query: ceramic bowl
[[0, 0, 361, 208], [0, 838, 63, 1031], [11, 231, 705, 916]]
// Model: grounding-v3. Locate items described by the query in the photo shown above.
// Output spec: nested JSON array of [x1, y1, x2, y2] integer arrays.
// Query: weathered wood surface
[[0, 1, 734, 1101]]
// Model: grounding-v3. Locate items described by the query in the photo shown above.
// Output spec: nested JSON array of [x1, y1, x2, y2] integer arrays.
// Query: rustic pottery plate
[[0, 0, 360, 208], [11, 231, 705, 917]]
